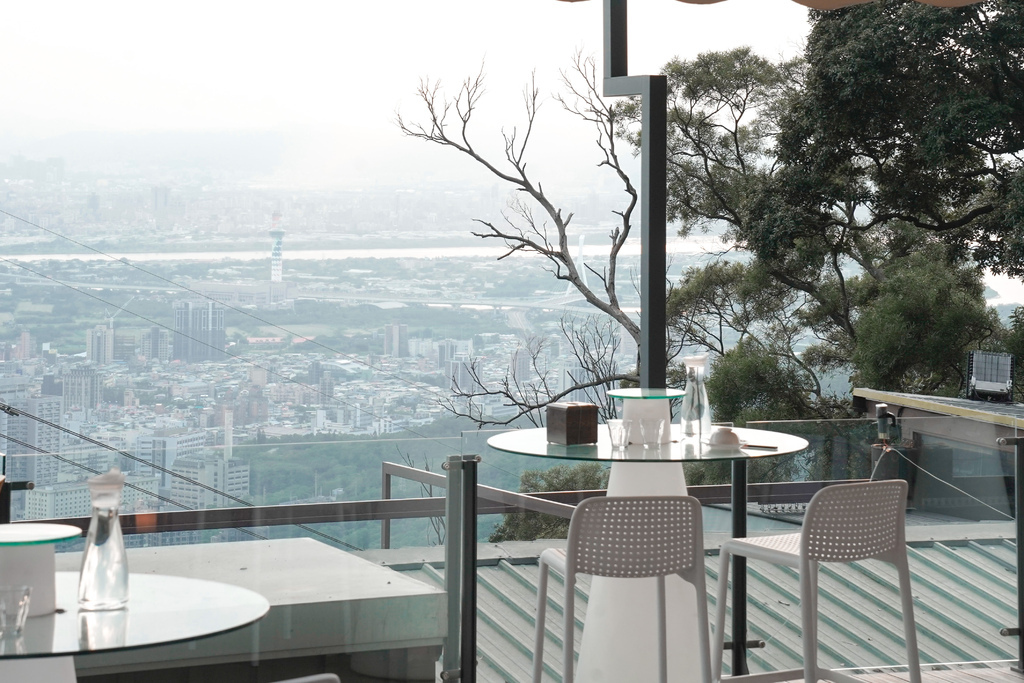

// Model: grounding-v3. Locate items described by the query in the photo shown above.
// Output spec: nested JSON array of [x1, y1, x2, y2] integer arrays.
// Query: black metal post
[[460, 456, 479, 683], [381, 468, 392, 549], [998, 436, 1024, 672], [0, 480, 9, 525], [442, 456, 464, 681], [731, 459, 750, 675], [441, 454, 479, 683], [601, 0, 668, 390]]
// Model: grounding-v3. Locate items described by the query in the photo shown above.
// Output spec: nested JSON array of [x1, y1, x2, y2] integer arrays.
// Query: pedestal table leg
[[574, 461, 701, 683]]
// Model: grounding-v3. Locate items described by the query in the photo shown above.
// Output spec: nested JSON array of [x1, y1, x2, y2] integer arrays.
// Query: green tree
[[488, 463, 609, 542], [636, 3, 1023, 421]]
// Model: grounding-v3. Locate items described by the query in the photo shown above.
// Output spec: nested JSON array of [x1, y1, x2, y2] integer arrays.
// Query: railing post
[[731, 459, 750, 676], [0, 479, 9, 525], [381, 468, 392, 550], [998, 436, 1024, 672], [441, 454, 478, 683]]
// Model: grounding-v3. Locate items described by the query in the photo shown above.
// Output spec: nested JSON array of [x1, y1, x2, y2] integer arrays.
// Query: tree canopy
[[651, 1, 1022, 422]]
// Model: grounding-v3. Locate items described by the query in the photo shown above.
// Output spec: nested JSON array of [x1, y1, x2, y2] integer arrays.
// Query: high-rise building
[[113, 331, 137, 361], [309, 360, 323, 384], [85, 324, 114, 365], [136, 429, 207, 488], [318, 371, 335, 407], [63, 366, 100, 412], [511, 347, 534, 384], [170, 454, 250, 510], [140, 326, 171, 363], [447, 356, 481, 394], [231, 387, 269, 426], [172, 301, 226, 363], [384, 324, 409, 357], [437, 339, 458, 370], [15, 331, 32, 360], [269, 212, 284, 283], [26, 475, 159, 520], [0, 390, 63, 487]]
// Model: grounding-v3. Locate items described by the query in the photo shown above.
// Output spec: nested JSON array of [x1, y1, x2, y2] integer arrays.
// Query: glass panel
[[1, 433, 456, 680]]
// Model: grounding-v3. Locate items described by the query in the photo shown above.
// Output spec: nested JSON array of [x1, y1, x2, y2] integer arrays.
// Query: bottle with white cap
[[78, 467, 128, 611]]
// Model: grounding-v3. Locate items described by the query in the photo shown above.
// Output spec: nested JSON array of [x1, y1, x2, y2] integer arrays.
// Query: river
[[1, 235, 730, 263]]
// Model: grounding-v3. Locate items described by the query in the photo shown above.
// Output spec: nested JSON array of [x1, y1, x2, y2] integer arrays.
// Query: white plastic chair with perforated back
[[712, 479, 920, 683], [532, 495, 712, 683]]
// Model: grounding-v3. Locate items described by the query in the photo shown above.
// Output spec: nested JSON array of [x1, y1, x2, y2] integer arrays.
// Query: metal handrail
[[9, 476, 849, 539], [381, 461, 577, 549]]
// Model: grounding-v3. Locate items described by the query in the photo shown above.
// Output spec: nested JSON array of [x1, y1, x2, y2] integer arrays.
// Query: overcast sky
[[1, 0, 811, 188]]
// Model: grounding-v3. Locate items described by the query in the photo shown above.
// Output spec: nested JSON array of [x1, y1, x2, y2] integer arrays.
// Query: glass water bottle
[[680, 354, 712, 441], [78, 467, 129, 611]]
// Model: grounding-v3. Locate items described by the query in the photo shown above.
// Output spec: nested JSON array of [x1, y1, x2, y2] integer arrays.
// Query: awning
[[563, 0, 984, 7]]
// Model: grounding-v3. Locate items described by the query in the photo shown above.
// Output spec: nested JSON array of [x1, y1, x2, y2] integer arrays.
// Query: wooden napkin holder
[[547, 402, 599, 445]]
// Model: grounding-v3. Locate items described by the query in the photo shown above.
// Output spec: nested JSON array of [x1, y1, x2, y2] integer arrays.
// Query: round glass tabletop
[[607, 388, 685, 400], [0, 524, 82, 547], [486, 425, 809, 463], [2, 573, 269, 658]]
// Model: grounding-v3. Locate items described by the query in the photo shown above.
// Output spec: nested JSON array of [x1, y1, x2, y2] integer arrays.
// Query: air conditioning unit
[[967, 351, 1014, 402]]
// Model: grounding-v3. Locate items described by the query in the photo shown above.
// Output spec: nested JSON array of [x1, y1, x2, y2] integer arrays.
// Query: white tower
[[269, 212, 284, 283]]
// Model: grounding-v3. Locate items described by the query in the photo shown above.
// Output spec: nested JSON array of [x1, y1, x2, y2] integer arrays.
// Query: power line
[[0, 401, 363, 551]]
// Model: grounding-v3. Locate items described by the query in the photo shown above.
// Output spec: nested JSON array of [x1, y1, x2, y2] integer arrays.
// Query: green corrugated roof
[[367, 517, 1019, 683]]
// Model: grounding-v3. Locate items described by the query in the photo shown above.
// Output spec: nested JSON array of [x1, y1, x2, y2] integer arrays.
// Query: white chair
[[712, 479, 921, 683], [273, 675, 340, 683], [532, 495, 712, 683]]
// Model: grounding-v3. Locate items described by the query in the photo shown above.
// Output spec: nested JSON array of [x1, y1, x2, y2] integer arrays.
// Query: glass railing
[[4, 411, 1020, 681], [2, 433, 460, 682]]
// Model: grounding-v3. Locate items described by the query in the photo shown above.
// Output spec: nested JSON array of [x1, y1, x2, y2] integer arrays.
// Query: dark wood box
[[546, 402, 599, 445]]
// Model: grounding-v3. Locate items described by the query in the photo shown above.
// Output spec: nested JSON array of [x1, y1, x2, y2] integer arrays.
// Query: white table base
[[574, 460, 702, 683]]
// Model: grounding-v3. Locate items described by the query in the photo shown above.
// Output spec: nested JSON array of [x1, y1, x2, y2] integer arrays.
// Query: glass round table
[[487, 423, 810, 683], [487, 423, 808, 463], [0, 572, 270, 682]]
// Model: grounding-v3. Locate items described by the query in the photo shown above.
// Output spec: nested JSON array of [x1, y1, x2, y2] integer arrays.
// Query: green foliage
[[488, 463, 609, 542], [706, 340, 813, 424], [851, 249, 996, 393], [646, 5, 1022, 415], [778, 0, 1024, 275]]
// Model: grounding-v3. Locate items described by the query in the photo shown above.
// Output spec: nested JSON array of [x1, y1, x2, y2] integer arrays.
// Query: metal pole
[[460, 456, 479, 683], [639, 75, 667, 389], [381, 468, 392, 550], [441, 454, 479, 683], [604, 0, 627, 79], [0, 480, 9, 525], [441, 455, 464, 681], [601, 0, 668, 390], [731, 459, 750, 676], [997, 436, 1024, 672]]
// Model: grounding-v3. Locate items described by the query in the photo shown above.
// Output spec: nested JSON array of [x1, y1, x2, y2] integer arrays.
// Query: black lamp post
[[558, 0, 668, 392]]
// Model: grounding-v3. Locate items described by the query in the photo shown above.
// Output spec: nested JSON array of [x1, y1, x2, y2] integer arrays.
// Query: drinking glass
[[0, 586, 31, 637], [639, 418, 665, 448], [607, 419, 630, 451]]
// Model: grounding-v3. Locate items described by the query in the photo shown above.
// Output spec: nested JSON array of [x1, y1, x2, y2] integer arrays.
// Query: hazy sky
[[1, 0, 811, 188]]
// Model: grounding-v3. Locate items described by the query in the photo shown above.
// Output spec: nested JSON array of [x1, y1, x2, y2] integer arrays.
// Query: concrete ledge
[[57, 538, 445, 679]]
